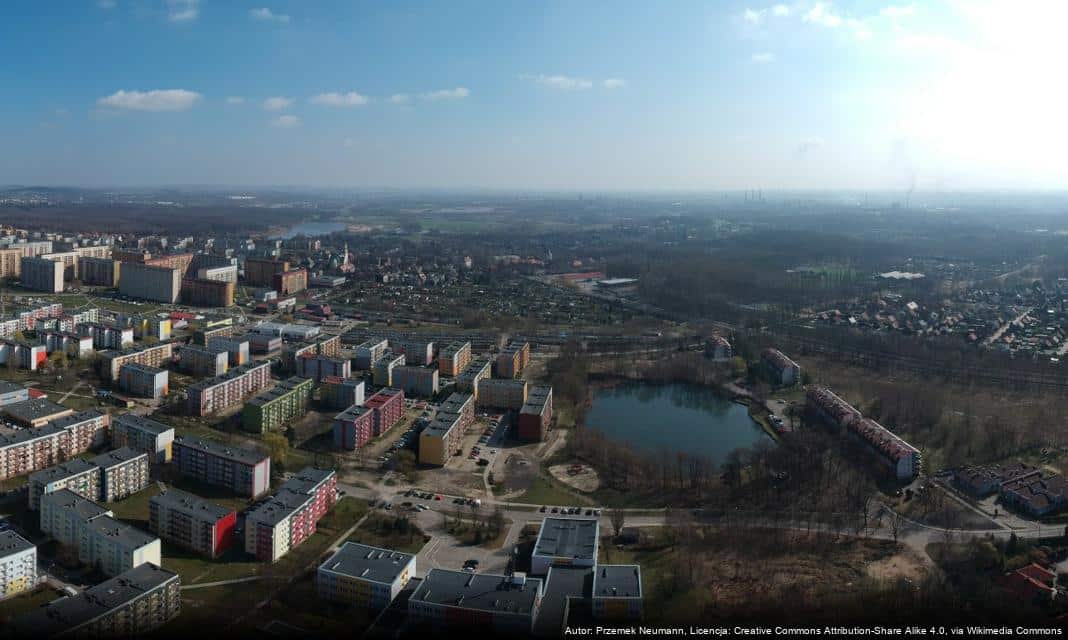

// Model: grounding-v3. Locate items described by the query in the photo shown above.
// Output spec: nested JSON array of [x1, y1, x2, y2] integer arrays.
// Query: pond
[[274, 221, 347, 239], [584, 382, 769, 467]]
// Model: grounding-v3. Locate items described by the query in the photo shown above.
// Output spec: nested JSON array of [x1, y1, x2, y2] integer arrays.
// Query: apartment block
[[111, 414, 175, 464], [319, 376, 365, 410], [38, 489, 161, 577], [10, 563, 180, 638], [477, 378, 528, 410], [89, 447, 150, 502], [392, 365, 439, 398], [365, 387, 405, 436], [333, 405, 374, 451], [98, 342, 175, 381], [242, 376, 314, 433], [317, 542, 416, 610], [79, 256, 121, 287], [0, 411, 109, 481], [455, 358, 491, 399], [78, 323, 134, 350], [207, 335, 250, 366], [244, 257, 289, 287], [272, 268, 307, 295], [0, 339, 48, 371], [149, 488, 237, 559], [245, 467, 337, 562], [118, 363, 169, 399], [186, 361, 272, 416], [354, 338, 389, 369], [119, 263, 181, 303], [495, 341, 531, 379], [180, 277, 235, 307], [438, 340, 472, 377], [20, 256, 64, 293], [29, 458, 100, 510], [172, 435, 271, 498], [518, 386, 554, 443], [761, 348, 801, 386], [295, 354, 351, 382], [372, 352, 405, 387], [179, 344, 229, 377], [0, 531, 36, 600], [393, 339, 434, 366], [418, 411, 464, 466], [40, 330, 93, 358]]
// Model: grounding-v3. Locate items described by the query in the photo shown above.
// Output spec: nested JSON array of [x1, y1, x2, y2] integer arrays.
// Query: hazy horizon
[[3, 1, 1065, 191]]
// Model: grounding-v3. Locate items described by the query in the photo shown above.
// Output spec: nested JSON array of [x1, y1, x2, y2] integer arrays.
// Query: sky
[[2, 0, 1066, 191]]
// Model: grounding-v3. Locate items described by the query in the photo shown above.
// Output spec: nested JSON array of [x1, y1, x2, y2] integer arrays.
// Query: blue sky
[[2, 1, 1065, 190]]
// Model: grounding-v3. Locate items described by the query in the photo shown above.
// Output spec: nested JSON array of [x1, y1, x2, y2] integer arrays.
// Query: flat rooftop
[[30, 458, 98, 485], [0, 530, 34, 557], [245, 488, 311, 526], [533, 518, 599, 561], [319, 542, 414, 585], [423, 411, 462, 439], [41, 488, 112, 522], [173, 435, 268, 466], [85, 514, 159, 549], [592, 564, 642, 599], [279, 466, 335, 495], [409, 569, 543, 616], [10, 563, 178, 637], [187, 361, 270, 392], [2, 398, 72, 423], [119, 362, 166, 375], [150, 488, 234, 521], [113, 413, 173, 436], [89, 446, 147, 470]]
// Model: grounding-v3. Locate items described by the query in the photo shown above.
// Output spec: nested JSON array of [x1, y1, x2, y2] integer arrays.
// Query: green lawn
[[515, 474, 591, 507]]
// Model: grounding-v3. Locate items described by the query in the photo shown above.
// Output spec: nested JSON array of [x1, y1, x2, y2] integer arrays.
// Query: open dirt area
[[865, 546, 930, 581], [548, 461, 601, 493]]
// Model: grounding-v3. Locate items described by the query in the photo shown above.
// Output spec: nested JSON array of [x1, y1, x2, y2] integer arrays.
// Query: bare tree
[[609, 508, 626, 539]]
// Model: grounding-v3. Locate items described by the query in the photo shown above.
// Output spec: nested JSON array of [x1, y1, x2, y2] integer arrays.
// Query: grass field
[[515, 474, 591, 507]]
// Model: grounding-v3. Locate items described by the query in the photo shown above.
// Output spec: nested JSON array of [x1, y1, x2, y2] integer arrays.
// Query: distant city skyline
[[2, 0, 1063, 190]]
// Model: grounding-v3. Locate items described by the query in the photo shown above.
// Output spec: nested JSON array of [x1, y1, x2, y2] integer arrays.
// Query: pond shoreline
[[581, 376, 773, 465]]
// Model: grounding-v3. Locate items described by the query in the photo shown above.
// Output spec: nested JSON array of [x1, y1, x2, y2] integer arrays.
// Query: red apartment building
[[365, 387, 405, 436]]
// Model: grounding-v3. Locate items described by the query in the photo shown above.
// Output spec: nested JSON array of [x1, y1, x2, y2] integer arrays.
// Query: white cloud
[[743, 8, 765, 24], [520, 74, 593, 90], [880, 4, 916, 19], [803, 2, 843, 28], [845, 18, 872, 40], [771, 4, 791, 17], [310, 92, 370, 107], [751, 52, 775, 63], [166, 0, 199, 23], [225, 96, 245, 105], [263, 96, 294, 111], [249, 7, 290, 23], [97, 89, 202, 112], [420, 87, 470, 101], [602, 78, 626, 89], [273, 114, 300, 128], [388, 94, 410, 105]]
